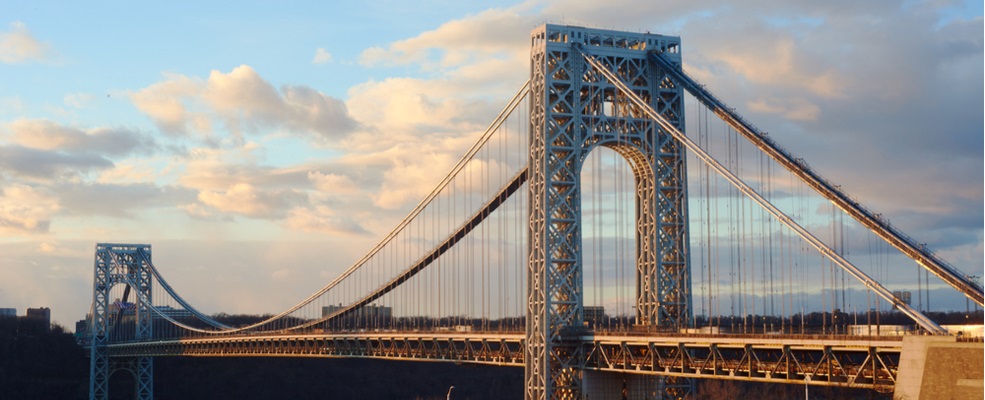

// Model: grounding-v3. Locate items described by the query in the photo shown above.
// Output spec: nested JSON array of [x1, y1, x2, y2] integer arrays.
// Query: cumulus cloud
[[0, 145, 113, 180], [181, 163, 369, 238], [312, 47, 332, 64], [284, 206, 370, 235], [308, 171, 361, 195], [0, 184, 59, 234], [53, 181, 196, 218], [130, 65, 357, 143], [197, 183, 305, 218], [174, 146, 304, 219], [346, 77, 497, 139], [129, 73, 204, 135], [747, 97, 820, 122], [4, 119, 157, 157], [0, 21, 52, 64], [372, 151, 459, 209], [359, 8, 532, 69]]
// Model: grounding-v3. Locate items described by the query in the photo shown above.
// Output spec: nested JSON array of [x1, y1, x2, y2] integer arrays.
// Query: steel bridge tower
[[89, 244, 154, 400], [526, 25, 692, 399]]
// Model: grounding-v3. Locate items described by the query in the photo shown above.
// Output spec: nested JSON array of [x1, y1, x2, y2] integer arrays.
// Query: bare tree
[[696, 379, 744, 400]]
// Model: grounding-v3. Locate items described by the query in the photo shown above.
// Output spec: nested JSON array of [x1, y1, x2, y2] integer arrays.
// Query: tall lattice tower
[[89, 244, 154, 400], [526, 24, 692, 399]]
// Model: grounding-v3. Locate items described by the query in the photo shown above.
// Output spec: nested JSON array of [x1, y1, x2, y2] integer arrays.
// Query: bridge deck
[[105, 332, 905, 390]]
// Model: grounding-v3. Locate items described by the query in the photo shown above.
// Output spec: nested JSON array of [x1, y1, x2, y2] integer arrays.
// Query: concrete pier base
[[894, 335, 983, 400]]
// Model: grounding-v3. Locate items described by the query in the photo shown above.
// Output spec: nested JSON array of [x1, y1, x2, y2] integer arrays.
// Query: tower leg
[[89, 345, 109, 400], [135, 356, 154, 400]]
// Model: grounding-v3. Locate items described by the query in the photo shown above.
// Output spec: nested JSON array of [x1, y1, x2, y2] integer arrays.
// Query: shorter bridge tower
[[89, 243, 154, 400]]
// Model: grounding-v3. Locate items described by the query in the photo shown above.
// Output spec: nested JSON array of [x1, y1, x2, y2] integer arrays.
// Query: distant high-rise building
[[154, 306, 193, 319], [0, 308, 15, 317], [584, 306, 606, 326], [892, 291, 912, 308], [76, 319, 88, 337], [26, 307, 51, 332]]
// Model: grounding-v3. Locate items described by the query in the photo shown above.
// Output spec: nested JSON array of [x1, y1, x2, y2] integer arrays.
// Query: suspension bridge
[[84, 24, 984, 400]]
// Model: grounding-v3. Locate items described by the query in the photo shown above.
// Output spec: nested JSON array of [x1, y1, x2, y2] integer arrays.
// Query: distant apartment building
[[26, 307, 51, 332], [584, 306, 606, 326], [108, 301, 193, 321], [76, 319, 89, 337], [892, 290, 912, 307], [0, 308, 15, 317]]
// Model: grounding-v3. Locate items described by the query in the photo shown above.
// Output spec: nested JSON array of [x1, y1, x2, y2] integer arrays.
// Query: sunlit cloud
[[358, 8, 531, 70], [307, 171, 361, 195], [701, 37, 846, 99], [131, 65, 357, 144], [53, 181, 195, 218], [0, 21, 52, 64], [747, 97, 820, 121], [372, 150, 459, 210], [0, 145, 113, 181], [0, 184, 59, 234], [284, 206, 370, 235], [129, 73, 204, 135], [197, 182, 305, 218], [3, 119, 157, 157]]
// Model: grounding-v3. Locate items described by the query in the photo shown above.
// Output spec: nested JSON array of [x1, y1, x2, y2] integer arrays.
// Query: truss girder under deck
[[582, 336, 901, 392]]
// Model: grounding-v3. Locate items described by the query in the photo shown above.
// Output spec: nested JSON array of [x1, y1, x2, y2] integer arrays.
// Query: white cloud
[[0, 184, 60, 234], [38, 241, 56, 253], [747, 97, 820, 122], [130, 73, 204, 135], [370, 150, 458, 210], [0, 21, 52, 64], [63, 93, 95, 109], [358, 8, 531, 70], [197, 182, 305, 219], [130, 65, 357, 143], [52, 181, 195, 219], [4, 119, 157, 157], [312, 47, 333, 64], [284, 206, 369, 235], [307, 171, 360, 195], [95, 161, 160, 185], [346, 77, 488, 136], [0, 145, 113, 181]]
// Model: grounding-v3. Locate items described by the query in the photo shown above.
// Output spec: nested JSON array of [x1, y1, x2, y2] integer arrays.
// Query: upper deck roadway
[[106, 331, 905, 392]]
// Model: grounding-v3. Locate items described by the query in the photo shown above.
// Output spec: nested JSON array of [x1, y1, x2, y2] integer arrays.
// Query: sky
[[0, 0, 982, 328]]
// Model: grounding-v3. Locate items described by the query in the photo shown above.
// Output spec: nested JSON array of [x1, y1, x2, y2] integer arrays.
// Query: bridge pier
[[894, 335, 983, 400]]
